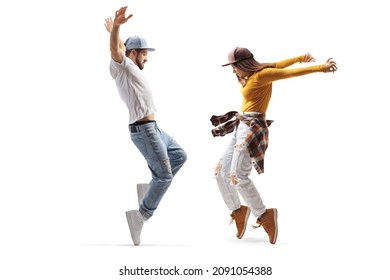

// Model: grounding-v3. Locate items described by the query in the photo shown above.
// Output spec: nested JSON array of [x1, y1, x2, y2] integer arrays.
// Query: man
[[106, 6, 187, 246]]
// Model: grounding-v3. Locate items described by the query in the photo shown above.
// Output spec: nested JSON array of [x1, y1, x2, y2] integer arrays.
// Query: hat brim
[[221, 62, 233, 67], [221, 56, 251, 67], [126, 47, 156, 52], [136, 48, 156, 52]]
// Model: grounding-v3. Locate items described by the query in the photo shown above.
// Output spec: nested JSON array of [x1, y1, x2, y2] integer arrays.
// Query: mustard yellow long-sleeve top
[[241, 55, 326, 113]]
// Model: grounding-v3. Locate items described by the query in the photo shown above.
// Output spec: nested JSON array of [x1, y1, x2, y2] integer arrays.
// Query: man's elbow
[[110, 49, 123, 63]]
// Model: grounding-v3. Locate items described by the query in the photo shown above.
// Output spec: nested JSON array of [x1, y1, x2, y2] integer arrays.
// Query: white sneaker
[[125, 210, 144, 246], [137, 183, 149, 206]]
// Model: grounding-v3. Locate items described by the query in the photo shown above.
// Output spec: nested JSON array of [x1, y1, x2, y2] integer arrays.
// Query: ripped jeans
[[130, 121, 187, 219], [215, 121, 266, 218]]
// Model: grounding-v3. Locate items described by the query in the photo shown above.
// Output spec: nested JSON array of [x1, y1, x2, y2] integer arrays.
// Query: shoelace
[[252, 218, 262, 229], [229, 213, 236, 225]]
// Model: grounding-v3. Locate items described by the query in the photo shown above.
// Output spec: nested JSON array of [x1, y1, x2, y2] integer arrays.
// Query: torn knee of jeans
[[230, 173, 239, 186], [163, 159, 172, 174], [234, 142, 247, 151], [214, 161, 222, 176]]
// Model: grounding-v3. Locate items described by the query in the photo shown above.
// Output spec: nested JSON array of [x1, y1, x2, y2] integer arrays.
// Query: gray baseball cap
[[124, 35, 155, 51]]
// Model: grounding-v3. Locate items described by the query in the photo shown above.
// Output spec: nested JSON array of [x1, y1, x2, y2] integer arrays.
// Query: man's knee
[[179, 149, 188, 164]]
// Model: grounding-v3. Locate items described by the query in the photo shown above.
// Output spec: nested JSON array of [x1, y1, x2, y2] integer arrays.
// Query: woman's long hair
[[234, 58, 276, 86]]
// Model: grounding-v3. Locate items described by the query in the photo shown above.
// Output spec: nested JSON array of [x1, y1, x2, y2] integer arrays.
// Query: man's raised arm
[[109, 6, 133, 63]]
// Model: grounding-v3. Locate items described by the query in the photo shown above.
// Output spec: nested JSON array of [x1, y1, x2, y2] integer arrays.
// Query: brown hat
[[221, 47, 254, 67]]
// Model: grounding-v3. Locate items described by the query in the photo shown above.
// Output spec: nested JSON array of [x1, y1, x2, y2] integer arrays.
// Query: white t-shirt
[[110, 56, 156, 124]]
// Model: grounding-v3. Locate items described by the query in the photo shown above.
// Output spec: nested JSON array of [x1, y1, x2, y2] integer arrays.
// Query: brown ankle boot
[[230, 205, 251, 239], [256, 208, 278, 244]]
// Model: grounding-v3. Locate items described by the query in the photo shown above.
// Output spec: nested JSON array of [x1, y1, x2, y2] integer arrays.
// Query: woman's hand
[[303, 53, 315, 63], [323, 58, 338, 73]]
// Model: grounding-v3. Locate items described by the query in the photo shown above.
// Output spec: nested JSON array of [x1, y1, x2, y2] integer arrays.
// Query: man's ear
[[131, 49, 138, 57]]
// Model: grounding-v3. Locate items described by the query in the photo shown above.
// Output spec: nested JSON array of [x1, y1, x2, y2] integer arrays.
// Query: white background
[[1, 0, 389, 279]]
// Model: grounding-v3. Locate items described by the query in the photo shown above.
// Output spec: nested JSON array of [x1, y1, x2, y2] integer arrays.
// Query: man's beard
[[136, 58, 144, 70]]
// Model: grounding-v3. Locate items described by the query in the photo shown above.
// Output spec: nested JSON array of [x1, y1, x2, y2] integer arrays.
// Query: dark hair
[[234, 58, 275, 73], [234, 58, 276, 85], [125, 49, 140, 57]]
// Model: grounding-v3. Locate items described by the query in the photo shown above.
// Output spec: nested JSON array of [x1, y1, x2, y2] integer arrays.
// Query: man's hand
[[104, 17, 113, 33], [113, 6, 133, 26]]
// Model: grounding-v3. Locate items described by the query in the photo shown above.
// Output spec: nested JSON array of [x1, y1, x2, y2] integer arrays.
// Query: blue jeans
[[129, 121, 187, 219]]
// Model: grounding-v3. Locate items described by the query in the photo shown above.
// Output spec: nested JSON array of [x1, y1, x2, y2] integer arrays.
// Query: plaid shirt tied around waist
[[210, 111, 273, 174]]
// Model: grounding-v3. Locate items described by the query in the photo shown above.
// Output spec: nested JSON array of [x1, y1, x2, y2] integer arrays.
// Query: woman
[[212, 47, 337, 244]]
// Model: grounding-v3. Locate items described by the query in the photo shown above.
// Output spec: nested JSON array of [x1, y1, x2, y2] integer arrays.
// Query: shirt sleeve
[[275, 55, 305, 69], [256, 64, 325, 84], [109, 56, 126, 79]]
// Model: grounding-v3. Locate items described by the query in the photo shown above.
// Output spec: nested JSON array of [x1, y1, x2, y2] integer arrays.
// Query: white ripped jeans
[[215, 121, 266, 218]]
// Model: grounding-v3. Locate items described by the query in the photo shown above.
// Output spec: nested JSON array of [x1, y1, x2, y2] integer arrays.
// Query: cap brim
[[127, 47, 156, 51], [221, 56, 253, 67]]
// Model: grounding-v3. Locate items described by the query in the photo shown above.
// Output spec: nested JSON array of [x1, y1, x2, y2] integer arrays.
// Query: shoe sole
[[125, 211, 141, 246], [237, 207, 251, 239], [270, 208, 278, 244]]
